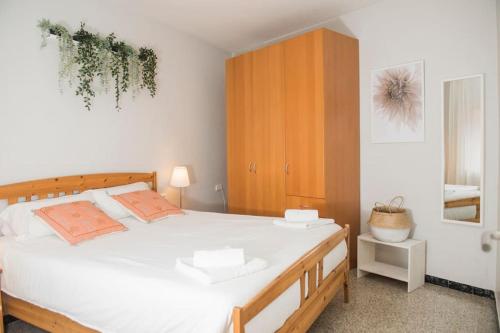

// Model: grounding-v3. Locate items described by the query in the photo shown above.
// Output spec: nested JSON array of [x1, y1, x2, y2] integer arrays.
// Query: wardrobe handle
[[285, 163, 289, 174], [252, 162, 257, 173], [248, 162, 253, 173]]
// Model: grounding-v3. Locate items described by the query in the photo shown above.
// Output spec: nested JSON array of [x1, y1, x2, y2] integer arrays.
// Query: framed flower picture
[[371, 60, 425, 143]]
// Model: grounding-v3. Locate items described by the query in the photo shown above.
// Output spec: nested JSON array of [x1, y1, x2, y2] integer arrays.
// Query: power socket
[[214, 184, 223, 192]]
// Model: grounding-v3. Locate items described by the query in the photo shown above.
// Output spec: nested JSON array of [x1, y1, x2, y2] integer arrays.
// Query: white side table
[[357, 233, 426, 292]]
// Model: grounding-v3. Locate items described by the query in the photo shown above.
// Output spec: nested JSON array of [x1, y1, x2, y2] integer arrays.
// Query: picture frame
[[371, 60, 425, 143]]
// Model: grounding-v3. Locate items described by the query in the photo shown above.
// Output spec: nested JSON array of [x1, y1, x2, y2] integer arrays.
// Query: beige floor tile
[[309, 271, 498, 333]]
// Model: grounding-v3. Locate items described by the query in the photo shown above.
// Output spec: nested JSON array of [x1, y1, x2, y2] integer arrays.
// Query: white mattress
[[0, 210, 347, 333]]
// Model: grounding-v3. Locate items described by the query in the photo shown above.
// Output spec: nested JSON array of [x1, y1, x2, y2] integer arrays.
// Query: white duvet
[[0, 210, 346, 333]]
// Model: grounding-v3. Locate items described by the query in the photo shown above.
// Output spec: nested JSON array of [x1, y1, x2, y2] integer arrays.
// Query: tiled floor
[[6, 271, 499, 332], [310, 272, 498, 333]]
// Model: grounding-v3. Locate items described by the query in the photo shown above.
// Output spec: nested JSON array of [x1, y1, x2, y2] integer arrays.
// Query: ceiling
[[114, 0, 380, 52]]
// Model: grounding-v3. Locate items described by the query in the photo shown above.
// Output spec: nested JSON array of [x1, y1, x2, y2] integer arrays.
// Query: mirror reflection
[[443, 75, 483, 224]]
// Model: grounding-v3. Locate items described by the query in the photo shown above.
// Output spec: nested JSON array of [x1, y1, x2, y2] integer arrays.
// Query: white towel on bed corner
[[284, 209, 319, 222], [273, 218, 334, 229], [175, 257, 268, 285]]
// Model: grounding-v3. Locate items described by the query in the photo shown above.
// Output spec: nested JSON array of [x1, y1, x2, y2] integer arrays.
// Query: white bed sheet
[[0, 210, 346, 333]]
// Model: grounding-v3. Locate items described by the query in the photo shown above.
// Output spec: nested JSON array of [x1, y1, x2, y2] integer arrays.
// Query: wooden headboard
[[0, 172, 157, 205]]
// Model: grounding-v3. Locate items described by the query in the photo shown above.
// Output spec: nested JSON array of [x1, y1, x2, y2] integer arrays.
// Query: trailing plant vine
[[38, 19, 76, 91], [37, 19, 158, 111], [138, 47, 157, 97], [73, 24, 101, 110]]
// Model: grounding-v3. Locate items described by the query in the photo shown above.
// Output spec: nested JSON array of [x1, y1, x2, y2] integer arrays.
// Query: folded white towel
[[176, 257, 268, 285], [273, 218, 334, 229], [284, 209, 319, 222], [193, 248, 245, 268]]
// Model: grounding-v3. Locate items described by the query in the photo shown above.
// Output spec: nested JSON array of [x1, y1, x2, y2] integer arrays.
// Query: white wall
[[0, 0, 228, 211], [328, 0, 499, 290]]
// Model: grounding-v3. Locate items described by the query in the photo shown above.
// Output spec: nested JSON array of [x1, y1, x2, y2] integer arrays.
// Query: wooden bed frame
[[0, 172, 350, 333]]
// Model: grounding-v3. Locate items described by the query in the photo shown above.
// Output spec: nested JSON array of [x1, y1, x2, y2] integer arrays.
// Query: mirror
[[442, 75, 484, 225]]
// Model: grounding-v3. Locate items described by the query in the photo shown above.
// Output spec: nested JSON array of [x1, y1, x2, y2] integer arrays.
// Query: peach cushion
[[112, 190, 183, 222], [34, 201, 127, 245]]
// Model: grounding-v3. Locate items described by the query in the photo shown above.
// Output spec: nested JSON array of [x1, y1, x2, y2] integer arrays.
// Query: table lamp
[[170, 166, 190, 208]]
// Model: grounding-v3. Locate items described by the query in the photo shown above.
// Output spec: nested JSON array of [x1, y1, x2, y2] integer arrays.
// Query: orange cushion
[[112, 190, 183, 222], [34, 201, 127, 245]]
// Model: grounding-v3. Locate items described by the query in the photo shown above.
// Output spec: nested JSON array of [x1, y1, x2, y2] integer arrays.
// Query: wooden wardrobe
[[226, 28, 360, 267]]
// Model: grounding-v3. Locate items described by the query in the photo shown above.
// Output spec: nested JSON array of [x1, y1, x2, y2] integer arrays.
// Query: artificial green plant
[[38, 19, 158, 111]]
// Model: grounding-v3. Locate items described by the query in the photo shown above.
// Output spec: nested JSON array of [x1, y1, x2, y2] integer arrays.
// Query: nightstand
[[357, 233, 426, 292]]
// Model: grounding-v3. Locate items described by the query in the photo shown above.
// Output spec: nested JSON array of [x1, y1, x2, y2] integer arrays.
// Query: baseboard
[[425, 275, 495, 299]]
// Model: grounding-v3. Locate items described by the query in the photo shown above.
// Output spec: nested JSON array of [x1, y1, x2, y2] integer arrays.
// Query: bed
[[443, 184, 481, 222], [0, 172, 350, 333]]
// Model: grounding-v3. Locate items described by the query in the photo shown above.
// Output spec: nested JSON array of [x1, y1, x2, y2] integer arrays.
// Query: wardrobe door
[[226, 53, 255, 214], [252, 44, 286, 216], [283, 30, 326, 199]]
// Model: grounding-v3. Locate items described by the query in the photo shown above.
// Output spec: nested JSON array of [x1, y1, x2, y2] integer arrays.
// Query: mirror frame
[[441, 73, 485, 227]]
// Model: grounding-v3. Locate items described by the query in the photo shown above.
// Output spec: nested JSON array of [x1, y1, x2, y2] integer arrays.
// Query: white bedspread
[[0, 210, 346, 333]]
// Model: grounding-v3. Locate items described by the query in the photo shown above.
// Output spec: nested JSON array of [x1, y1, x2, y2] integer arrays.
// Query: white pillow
[[105, 182, 150, 195], [0, 192, 95, 239], [90, 190, 129, 220], [91, 182, 149, 220], [22, 215, 54, 241], [0, 217, 15, 236]]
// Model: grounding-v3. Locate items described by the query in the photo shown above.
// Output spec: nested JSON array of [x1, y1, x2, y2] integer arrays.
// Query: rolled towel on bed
[[176, 257, 268, 285], [284, 209, 319, 222], [193, 248, 245, 268]]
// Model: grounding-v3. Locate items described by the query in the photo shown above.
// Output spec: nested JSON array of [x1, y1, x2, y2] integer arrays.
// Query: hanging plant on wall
[[37, 19, 157, 111]]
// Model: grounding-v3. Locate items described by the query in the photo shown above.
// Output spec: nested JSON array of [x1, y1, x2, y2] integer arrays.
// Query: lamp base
[[179, 187, 183, 208]]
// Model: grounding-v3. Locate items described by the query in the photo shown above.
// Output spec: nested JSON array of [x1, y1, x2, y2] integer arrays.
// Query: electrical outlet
[[214, 184, 223, 192]]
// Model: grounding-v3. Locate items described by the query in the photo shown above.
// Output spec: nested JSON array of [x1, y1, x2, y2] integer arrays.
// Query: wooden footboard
[[233, 225, 350, 333]]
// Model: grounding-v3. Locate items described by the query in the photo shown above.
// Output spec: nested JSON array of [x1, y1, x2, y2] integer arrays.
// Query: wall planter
[[38, 19, 158, 111]]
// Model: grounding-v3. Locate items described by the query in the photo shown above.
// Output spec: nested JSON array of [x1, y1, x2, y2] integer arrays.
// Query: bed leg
[[343, 265, 350, 303], [233, 307, 244, 333], [343, 281, 349, 303], [344, 224, 350, 304]]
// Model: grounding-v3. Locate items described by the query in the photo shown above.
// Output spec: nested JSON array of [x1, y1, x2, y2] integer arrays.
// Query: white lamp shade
[[170, 166, 190, 187]]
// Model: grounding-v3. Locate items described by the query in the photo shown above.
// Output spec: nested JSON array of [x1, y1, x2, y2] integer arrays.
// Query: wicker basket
[[368, 196, 411, 242]]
